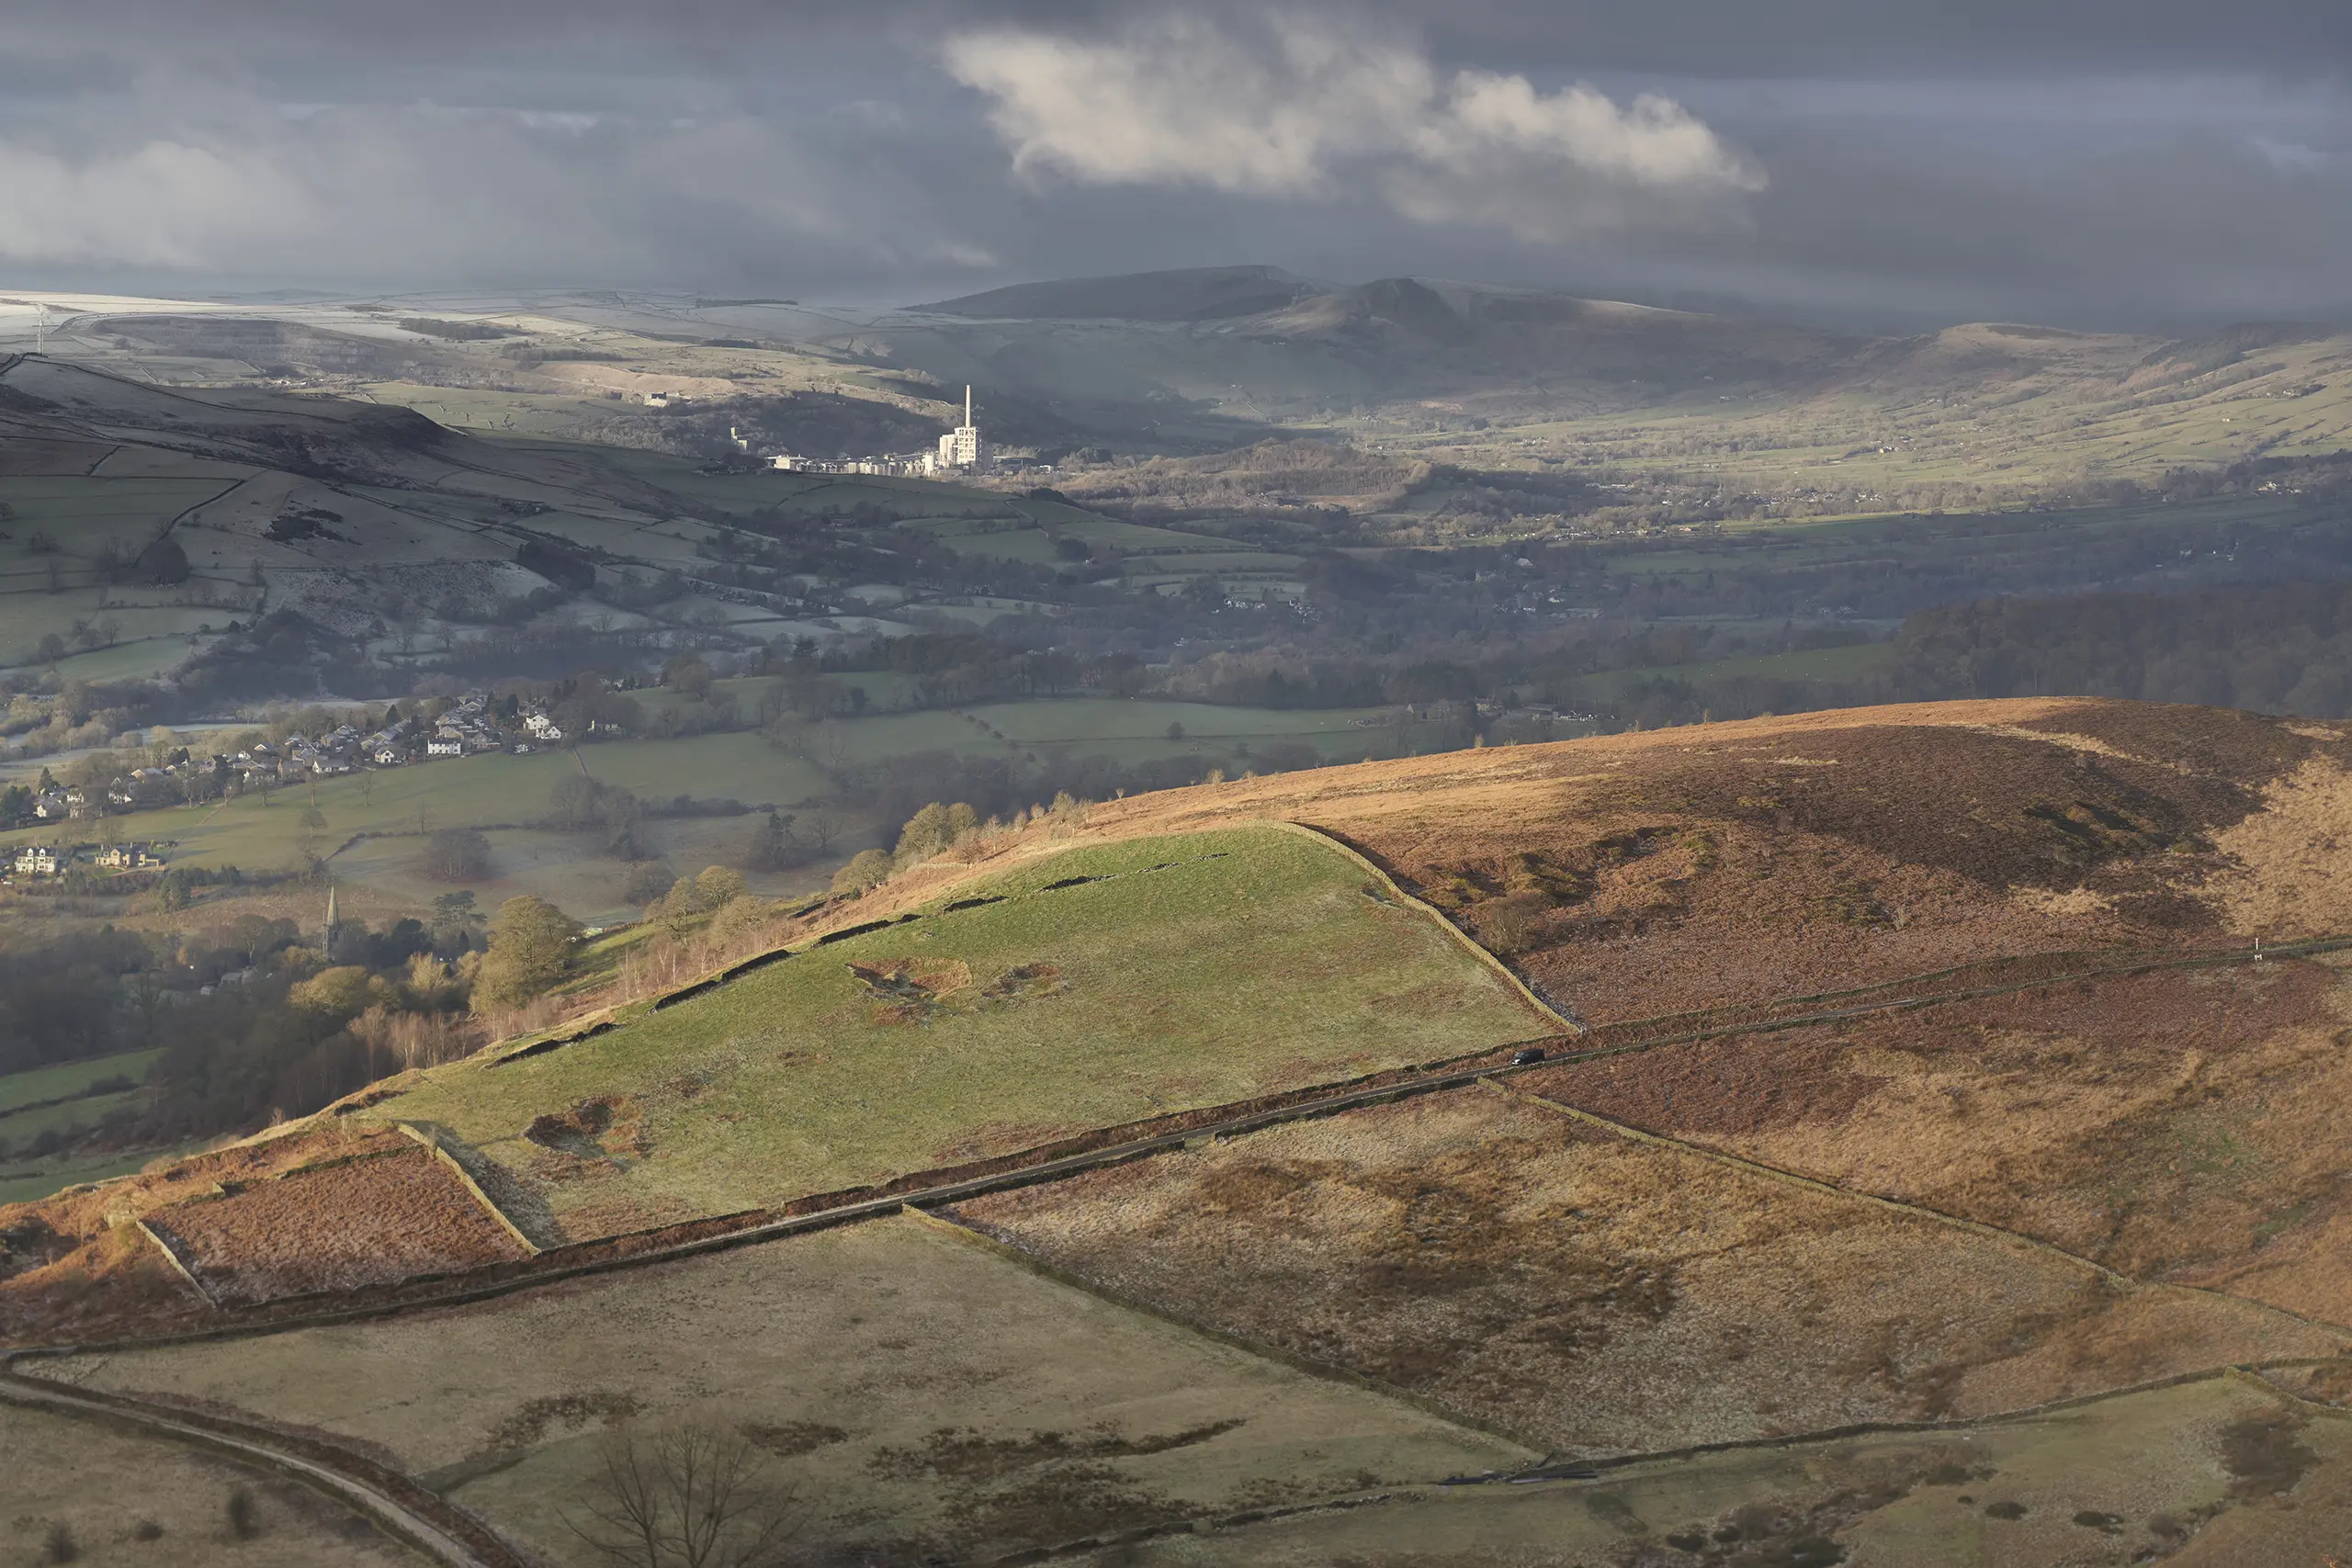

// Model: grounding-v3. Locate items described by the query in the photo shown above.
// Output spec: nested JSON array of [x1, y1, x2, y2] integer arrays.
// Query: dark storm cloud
[[11, 1, 2351, 71], [0, 2, 2346, 328]]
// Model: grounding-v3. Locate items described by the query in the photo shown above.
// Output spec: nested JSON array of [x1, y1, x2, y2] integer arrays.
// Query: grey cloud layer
[[8, 1, 2351, 72], [0, 2, 2346, 326]]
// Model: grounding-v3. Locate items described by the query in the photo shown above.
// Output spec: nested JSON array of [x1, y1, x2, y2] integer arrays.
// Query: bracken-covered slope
[[1080, 696, 2349, 1015], [6, 698, 2352, 1564]]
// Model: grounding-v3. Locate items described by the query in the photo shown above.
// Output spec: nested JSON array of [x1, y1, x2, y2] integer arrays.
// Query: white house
[[425, 737, 464, 758], [522, 712, 563, 740], [11, 846, 61, 877]]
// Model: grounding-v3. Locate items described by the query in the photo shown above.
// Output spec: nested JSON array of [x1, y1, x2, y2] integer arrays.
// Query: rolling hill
[[21, 273, 2352, 507], [4, 697, 2351, 1562], [921, 264, 1329, 323], [0, 352, 1189, 687]]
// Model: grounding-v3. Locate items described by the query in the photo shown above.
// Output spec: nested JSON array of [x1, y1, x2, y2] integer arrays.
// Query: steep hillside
[[6, 697, 2351, 1563]]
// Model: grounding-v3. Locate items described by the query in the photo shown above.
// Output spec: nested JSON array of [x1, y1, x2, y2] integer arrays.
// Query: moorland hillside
[[6, 696, 2352, 1562]]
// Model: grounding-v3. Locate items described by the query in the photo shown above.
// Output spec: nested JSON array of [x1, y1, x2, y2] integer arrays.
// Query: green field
[[0, 733, 828, 870], [363, 824, 1555, 1239], [0, 1088, 144, 1146], [0, 475, 234, 540], [0, 708, 1392, 899], [0, 1049, 161, 1115], [0, 1140, 206, 1206], [0, 1049, 180, 1201]]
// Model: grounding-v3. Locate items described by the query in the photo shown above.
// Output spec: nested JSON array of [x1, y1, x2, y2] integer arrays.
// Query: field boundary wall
[[0, 1369, 526, 1568], [1487, 1078, 2352, 1342], [131, 1219, 217, 1308], [902, 1206, 1546, 1455], [1266, 818, 1579, 1035], [28, 937, 2352, 1360], [391, 1122, 541, 1256], [969, 1358, 2352, 1566]]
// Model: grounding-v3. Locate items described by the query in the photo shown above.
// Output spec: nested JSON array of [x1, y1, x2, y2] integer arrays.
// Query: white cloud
[[942, 14, 1762, 241]]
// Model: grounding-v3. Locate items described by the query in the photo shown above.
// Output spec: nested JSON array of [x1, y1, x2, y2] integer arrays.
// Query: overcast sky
[[2, 1, 2348, 331]]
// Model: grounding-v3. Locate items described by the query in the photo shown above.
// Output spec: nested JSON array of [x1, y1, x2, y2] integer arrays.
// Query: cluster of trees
[[1494, 578, 2352, 730], [637, 867, 770, 955], [0, 903, 489, 1149], [1879, 579, 2352, 716], [830, 792, 1088, 897], [471, 896, 582, 1013], [422, 828, 494, 883], [0, 677, 174, 763], [542, 777, 655, 861], [0, 872, 733, 1158], [740, 807, 835, 872]]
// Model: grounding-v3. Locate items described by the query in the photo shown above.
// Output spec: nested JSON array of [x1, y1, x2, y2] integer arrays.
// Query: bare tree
[[813, 722, 854, 784], [566, 1424, 798, 1568]]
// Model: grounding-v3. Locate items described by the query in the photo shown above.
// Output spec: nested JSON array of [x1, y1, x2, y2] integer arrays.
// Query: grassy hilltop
[[373, 823, 1554, 1239]]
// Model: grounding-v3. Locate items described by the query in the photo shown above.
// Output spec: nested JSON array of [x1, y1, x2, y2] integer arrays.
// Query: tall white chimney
[[965, 385, 973, 428]]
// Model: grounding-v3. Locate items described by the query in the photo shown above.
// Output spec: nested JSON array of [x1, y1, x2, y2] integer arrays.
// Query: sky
[[1, 1, 2348, 331]]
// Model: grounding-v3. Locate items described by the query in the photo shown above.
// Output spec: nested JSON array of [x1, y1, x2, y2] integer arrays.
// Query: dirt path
[[0, 1370, 525, 1568]]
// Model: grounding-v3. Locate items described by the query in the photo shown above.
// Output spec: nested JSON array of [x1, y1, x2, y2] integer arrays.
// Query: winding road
[[0, 1371, 523, 1568]]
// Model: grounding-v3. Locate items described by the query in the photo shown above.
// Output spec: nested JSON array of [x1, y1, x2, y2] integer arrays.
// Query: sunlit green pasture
[[368, 825, 1555, 1238]]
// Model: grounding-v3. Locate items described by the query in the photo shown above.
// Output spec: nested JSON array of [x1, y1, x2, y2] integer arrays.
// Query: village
[[0, 689, 574, 881]]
